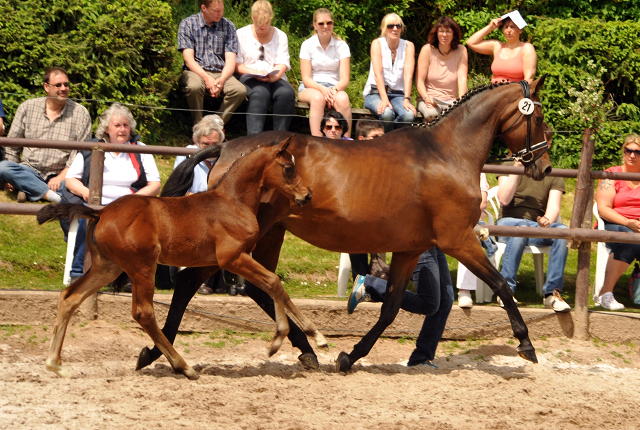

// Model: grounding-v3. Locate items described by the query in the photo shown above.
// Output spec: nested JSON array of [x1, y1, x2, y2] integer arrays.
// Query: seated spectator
[[0, 67, 91, 203], [594, 134, 640, 310], [236, 1, 295, 135], [320, 111, 352, 140], [496, 160, 570, 312], [178, 0, 247, 125], [363, 13, 416, 133], [355, 117, 385, 140], [456, 173, 497, 308], [63, 103, 161, 283], [0, 96, 5, 137], [299, 8, 352, 137]]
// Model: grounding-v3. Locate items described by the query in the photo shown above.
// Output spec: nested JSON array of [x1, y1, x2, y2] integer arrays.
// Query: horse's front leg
[[136, 266, 218, 371], [336, 251, 421, 372], [445, 232, 537, 363]]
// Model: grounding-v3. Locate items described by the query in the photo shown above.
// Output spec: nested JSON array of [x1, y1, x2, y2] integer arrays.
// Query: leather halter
[[499, 80, 548, 164]]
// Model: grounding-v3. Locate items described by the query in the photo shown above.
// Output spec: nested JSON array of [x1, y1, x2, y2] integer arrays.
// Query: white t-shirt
[[299, 35, 350, 86], [174, 144, 212, 194], [66, 142, 160, 205], [236, 25, 290, 80], [363, 38, 407, 97]]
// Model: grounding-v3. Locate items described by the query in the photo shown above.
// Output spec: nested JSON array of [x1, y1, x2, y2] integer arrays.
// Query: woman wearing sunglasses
[[299, 8, 352, 137], [235, 1, 295, 135], [363, 13, 416, 133], [320, 110, 351, 140], [594, 134, 640, 310]]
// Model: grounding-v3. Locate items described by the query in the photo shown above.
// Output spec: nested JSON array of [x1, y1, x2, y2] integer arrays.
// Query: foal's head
[[264, 136, 312, 207]]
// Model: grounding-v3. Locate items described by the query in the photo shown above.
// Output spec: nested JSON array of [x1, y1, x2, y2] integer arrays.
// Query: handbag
[[629, 263, 640, 305]]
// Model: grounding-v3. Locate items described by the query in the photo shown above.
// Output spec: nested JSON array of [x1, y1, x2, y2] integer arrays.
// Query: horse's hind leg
[[136, 266, 217, 370], [46, 262, 123, 378], [337, 251, 421, 372]]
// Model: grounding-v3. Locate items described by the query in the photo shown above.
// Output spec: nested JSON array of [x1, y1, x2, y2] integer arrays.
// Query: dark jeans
[[364, 247, 454, 364], [239, 75, 295, 135], [349, 253, 369, 279], [604, 220, 640, 264]]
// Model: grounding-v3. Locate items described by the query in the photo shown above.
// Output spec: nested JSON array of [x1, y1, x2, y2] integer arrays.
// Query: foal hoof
[[517, 344, 538, 363], [335, 351, 352, 372], [182, 367, 200, 381], [298, 353, 319, 370], [136, 346, 153, 371]]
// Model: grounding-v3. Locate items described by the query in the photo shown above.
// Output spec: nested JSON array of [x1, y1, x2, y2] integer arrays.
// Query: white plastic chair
[[486, 186, 559, 297], [62, 218, 79, 286], [593, 202, 610, 297], [337, 253, 386, 297]]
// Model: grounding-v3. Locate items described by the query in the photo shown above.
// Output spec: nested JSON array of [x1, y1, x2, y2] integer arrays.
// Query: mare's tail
[[36, 203, 101, 225], [161, 145, 221, 197]]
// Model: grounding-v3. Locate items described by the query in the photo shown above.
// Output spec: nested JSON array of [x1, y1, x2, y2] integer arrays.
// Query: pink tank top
[[491, 44, 525, 84], [607, 165, 640, 219], [425, 45, 462, 101]]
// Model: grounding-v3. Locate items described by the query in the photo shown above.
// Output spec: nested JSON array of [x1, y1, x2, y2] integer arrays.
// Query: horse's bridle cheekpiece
[[499, 80, 548, 164]]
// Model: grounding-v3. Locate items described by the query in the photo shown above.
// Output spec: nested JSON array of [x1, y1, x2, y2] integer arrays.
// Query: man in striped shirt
[[178, 0, 247, 125], [0, 67, 91, 202]]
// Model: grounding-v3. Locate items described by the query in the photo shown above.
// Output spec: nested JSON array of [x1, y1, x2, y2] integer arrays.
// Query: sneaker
[[17, 191, 27, 203], [347, 275, 369, 314], [197, 283, 213, 295], [593, 294, 601, 307], [598, 292, 625, 311], [407, 360, 439, 369], [497, 295, 518, 308], [544, 289, 571, 313], [458, 290, 473, 308]]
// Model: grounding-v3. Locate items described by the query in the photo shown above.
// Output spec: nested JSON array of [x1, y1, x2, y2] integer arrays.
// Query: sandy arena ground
[[1, 319, 640, 429]]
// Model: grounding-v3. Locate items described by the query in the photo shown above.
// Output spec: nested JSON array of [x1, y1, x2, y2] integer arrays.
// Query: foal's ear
[[275, 134, 296, 156], [532, 74, 547, 95]]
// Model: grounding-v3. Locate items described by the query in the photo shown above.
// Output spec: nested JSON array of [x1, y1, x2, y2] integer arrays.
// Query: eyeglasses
[[324, 124, 342, 131], [258, 45, 265, 61], [316, 21, 334, 27], [624, 147, 640, 157], [48, 82, 71, 88], [387, 23, 403, 30], [437, 28, 453, 34]]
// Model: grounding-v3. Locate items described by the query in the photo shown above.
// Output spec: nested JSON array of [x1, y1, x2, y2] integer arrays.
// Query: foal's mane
[[416, 81, 515, 129]]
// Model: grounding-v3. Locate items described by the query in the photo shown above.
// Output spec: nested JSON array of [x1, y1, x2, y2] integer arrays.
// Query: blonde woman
[[298, 8, 352, 137], [236, 1, 295, 134], [363, 13, 416, 133]]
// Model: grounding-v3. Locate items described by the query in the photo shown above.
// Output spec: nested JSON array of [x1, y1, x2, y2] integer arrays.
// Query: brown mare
[[36, 136, 327, 380], [139, 77, 552, 372]]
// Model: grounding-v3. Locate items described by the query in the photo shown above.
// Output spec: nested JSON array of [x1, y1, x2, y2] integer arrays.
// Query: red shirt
[[607, 165, 640, 219]]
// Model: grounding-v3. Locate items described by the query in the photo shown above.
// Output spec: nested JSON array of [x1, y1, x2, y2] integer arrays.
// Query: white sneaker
[[593, 294, 601, 306], [598, 292, 625, 311], [544, 289, 571, 313], [497, 296, 518, 308], [458, 290, 473, 308]]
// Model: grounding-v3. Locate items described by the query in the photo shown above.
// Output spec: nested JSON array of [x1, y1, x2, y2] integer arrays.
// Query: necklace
[[437, 46, 451, 56]]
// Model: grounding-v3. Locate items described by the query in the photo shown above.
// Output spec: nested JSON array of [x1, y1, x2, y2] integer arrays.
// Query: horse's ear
[[276, 134, 295, 155], [532, 74, 547, 95]]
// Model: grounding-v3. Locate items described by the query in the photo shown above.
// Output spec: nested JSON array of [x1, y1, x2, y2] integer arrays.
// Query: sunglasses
[[387, 23, 402, 30], [316, 21, 334, 27], [48, 82, 71, 88], [624, 147, 640, 157], [324, 124, 342, 130], [258, 45, 265, 61]]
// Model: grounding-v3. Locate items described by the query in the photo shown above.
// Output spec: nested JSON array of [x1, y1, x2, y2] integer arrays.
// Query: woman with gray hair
[[63, 103, 161, 282]]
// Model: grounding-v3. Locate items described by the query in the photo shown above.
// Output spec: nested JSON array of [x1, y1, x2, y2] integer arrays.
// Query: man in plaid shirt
[[178, 0, 247, 125], [0, 67, 91, 203]]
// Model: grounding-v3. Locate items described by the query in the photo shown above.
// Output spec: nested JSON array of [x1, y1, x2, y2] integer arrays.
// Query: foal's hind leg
[[46, 262, 123, 378]]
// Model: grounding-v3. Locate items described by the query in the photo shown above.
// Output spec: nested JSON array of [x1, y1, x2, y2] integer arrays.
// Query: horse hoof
[[298, 353, 319, 370], [46, 362, 73, 378], [136, 346, 153, 371], [517, 344, 538, 363], [335, 351, 352, 372], [183, 368, 200, 380]]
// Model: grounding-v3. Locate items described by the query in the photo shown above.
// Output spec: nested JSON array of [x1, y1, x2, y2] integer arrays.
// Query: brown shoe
[[197, 284, 213, 295], [17, 191, 27, 203]]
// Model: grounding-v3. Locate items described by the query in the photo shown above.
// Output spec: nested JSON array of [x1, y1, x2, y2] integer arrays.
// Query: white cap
[[500, 10, 527, 29]]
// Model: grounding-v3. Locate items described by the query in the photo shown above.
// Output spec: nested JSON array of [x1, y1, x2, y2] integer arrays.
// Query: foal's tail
[[36, 203, 101, 225], [161, 145, 221, 197]]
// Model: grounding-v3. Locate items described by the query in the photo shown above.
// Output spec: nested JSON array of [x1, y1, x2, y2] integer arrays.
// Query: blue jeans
[[70, 218, 87, 278], [364, 93, 415, 133], [497, 217, 568, 295], [363, 247, 454, 364], [604, 221, 640, 264], [0, 160, 54, 201], [478, 220, 497, 259]]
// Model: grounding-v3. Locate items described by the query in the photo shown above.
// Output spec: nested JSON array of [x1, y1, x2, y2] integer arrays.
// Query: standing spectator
[[178, 0, 247, 125], [416, 16, 468, 119], [363, 13, 416, 133], [63, 103, 161, 283], [299, 8, 352, 137], [593, 134, 640, 310], [466, 12, 537, 84], [0, 67, 91, 203], [496, 160, 571, 312], [236, 1, 295, 135]]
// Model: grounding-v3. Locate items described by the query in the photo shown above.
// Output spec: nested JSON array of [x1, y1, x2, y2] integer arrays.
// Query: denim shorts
[[298, 81, 334, 93]]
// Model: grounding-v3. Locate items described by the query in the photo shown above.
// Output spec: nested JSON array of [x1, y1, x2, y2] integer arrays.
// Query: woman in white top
[[298, 8, 352, 137], [363, 13, 416, 133], [236, 1, 295, 135]]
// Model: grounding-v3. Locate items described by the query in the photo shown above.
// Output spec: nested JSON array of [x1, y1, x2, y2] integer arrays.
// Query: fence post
[[571, 128, 596, 340], [80, 149, 105, 320]]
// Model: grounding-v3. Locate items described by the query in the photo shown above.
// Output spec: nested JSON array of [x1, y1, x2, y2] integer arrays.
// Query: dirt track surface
[[2, 320, 640, 429]]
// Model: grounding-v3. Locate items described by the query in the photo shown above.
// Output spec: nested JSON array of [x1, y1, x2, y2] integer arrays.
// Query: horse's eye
[[283, 164, 294, 174], [535, 116, 543, 124]]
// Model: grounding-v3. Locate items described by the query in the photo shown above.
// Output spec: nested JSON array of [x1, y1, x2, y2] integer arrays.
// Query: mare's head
[[263, 135, 312, 207], [496, 75, 552, 180]]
